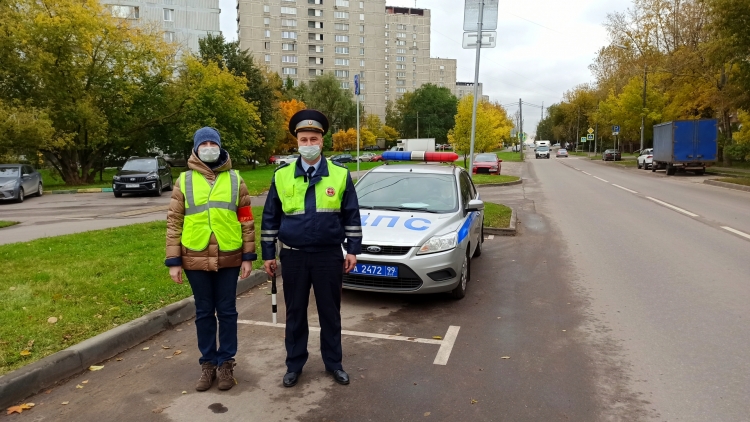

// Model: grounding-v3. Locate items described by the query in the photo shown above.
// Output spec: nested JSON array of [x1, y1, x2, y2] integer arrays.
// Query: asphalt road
[[10, 154, 750, 421]]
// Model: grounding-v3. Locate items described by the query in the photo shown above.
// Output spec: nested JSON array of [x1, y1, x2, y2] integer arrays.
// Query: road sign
[[587, 134, 594, 141], [354, 74, 360, 96], [462, 31, 497, 49], [463, 0, 499, 31], [580, 137, 587, 143], [612, 125, 620, 133], [587, 127, 594, 134]]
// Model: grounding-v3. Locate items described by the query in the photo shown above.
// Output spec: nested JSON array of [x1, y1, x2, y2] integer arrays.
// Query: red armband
[[238, 206, 253, 222]]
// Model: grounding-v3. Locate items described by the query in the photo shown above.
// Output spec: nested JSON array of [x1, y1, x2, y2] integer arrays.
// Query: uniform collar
[[294, 156, 330, 181]]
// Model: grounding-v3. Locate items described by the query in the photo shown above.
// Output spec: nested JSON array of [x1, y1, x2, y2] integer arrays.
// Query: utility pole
[[641, 64, 647, 151], [540, 101, 544, 140], [467, 0, 485, 178], [519, 98, 523, 161], [576, 107, 580, 152], [416, 111, 419, 138], [594, 122, 598, 156]]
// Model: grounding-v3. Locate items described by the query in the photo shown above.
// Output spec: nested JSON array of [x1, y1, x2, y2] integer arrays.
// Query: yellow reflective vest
[[180, 170, 242, 251], [274, 162, 347, 215]]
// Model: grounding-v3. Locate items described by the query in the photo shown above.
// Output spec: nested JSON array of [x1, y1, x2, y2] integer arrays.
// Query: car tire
[[694, 169, 705, 176], [666, 165, 676, 175], [114, 191, 122, 198], [153, 181, 162, 197], [16, 188, 24, 203], [451, 249, 470, 300], [473, 225, 483, 258], [36, 183, 43, 197], [165, 177, 173, 191], [637, 161, 642, 169]]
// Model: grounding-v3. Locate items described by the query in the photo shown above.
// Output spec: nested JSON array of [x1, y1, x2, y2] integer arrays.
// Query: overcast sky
[[219, 0, 632, 135]]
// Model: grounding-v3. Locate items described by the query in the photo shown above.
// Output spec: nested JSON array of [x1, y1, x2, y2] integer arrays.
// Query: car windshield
[[474, 154, 497, 162], [356, 172, 458, 213], [122, 159, 156, 172], [537, 147, 550, 152], [558, 149, 567, 153], [0, 167, 20, 178]]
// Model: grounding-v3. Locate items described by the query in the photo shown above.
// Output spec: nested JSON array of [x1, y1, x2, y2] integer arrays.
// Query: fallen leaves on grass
[[76, 385, 83, 389], [142, 347, 150, 351], [161, 345, 171, 349], [81, 380, 89, 384], [501, 356, 510, 359], [173, 350, 182, 356], [116, 358, 123, 361], [47, 317, 58, 324], [181, 391, 187, 395], [61, 402, 69, 405], [6, 403, 34, 415], [424, 412, 431, 416], [19, 350, 31, 356], [432, 336, 442, 340], [89, 365, 104, 371], [470, 399, 478, 404]]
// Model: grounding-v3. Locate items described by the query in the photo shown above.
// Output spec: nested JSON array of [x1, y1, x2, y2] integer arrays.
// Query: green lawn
[[483, 202, 513, 228], [612, 160, 639, 167], [472, 175, 521, 185], [0, 206, 264, 375], [0, 221, 19, 229], [716, 177, 750, 187], [494, 151, 524, 162]]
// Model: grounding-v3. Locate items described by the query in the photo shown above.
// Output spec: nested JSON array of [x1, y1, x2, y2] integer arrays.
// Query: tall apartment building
[[237, 1, 455, 120], [429, 58, 457, 95], [456, 81, 483, 101], [105, 0, 220, 53]]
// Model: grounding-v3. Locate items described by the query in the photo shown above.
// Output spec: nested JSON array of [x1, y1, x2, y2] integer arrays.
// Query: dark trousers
[[185, 267, 240, 366], [280, 247, 345, 373]]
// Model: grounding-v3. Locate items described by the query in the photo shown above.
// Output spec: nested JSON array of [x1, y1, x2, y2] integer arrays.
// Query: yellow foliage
[[279, 99, 307, 152], [332, 128, 357, 151], [735, 110, 750, 145], [448, 95, 513, 154]]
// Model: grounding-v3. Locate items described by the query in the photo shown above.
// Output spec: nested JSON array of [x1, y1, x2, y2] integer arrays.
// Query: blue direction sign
[[612, 125, 620, 133], [354, 74, 360, 95]]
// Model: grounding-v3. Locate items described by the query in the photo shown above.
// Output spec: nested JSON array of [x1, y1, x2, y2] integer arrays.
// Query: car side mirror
[[466, 199, 484, 212]]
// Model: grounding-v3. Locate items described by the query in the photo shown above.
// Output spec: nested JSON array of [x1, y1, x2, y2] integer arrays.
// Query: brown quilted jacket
[[165, 152, 256, 271]]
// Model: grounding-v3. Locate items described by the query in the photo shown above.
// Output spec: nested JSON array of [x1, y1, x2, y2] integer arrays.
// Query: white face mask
[[298, 145, 322, 161], [198, 146, 221, 163]]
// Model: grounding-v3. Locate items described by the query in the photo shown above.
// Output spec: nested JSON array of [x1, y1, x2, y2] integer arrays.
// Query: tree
[[332, 128, 357, 151], [0, 0, 176, 184], [0, 101, 54, 163], [278, 99, 307, 153], [302, 73, 357, 132], [397, 84, 458, 143], [448, 95, 513, 166], [385, 99, 400, 130]]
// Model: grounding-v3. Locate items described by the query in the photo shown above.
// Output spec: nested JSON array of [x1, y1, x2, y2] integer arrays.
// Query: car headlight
[[113, 176, 120, 181], [1, 180, 18, 189], [146, 174, 158, 180], [417, 232, 458, 255]]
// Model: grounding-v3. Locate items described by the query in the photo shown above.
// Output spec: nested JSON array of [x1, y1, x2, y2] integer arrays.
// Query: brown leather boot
[[195, 362, 217, 391], [217, 360, 236, 391]]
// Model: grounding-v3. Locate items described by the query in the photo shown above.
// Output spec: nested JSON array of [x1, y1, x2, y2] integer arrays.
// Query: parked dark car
[[112, 157, 172, 198], [329, 154, 354, 163], [602, 149, 622, 161], [0, 164, 43, 203]]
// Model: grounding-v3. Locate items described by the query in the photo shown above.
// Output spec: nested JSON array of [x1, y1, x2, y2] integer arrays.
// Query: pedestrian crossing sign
[[587, 134, 594, 141]]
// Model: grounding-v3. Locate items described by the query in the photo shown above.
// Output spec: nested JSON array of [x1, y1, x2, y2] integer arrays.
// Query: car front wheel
[[16, 188, 24, 203], [451, 248, 470, 300], [153, 181, 162, 197], [36, 183, 43, 197]]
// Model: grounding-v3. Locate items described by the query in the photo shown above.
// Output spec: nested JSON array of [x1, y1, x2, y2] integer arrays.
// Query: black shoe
[[283, 371, 300, 388], [326, 369, 350, 385]]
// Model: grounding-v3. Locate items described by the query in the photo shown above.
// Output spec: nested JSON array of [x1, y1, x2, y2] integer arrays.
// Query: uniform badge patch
[[326, 187, 335, 197], [308, 120, 314, 125]]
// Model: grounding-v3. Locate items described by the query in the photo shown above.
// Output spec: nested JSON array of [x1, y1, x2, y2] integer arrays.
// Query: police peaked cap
[[289, 109, 330, 137]]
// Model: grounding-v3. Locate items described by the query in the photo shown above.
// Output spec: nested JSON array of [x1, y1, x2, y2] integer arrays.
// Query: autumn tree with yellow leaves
[[448, 95, 513, 166]]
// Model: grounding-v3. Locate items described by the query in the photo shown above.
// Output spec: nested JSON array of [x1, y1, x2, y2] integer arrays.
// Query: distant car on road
[[330, 154, 354, 164], [0, 164, 43, 203], [472, 153, 502, 175], [637, 148, 654, 169], [276, 155, 298, 166], [370, 153, 384, 162], [535, 146, 551, 159], [556, 148, 569, 158], [602, 149, 622, 161], [113, 157, 172, 198], [357, 152, 377, 162], [552, 143, 561, 148]]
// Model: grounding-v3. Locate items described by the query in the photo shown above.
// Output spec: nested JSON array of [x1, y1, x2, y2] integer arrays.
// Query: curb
[[484, 207, 517, 236], [0, 270, 268, 408], [475, 179, 523, 188], [704, 179, 750, 193], [46, 188, 113, 195]]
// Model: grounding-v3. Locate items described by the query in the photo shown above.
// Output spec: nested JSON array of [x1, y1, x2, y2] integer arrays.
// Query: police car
[[344, 151, 485, 299]]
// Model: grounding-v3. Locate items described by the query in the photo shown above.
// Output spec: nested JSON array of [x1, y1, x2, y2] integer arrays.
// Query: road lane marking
[[593, 176, 609, 183], [237, 320, 461, 365], [721, 226, 750, 241], [612, 184, 638, 194], [582, 171, 591, 175], [646, 197, 699, 217], [574, 168, 581, 170]]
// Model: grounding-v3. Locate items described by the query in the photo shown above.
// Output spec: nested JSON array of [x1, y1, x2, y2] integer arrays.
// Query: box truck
[[390, 138, 436, 152], [652, 119, 718, 175]]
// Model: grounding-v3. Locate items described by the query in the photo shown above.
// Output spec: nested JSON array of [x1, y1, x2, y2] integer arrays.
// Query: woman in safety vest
[[165, 127, 256, 391]]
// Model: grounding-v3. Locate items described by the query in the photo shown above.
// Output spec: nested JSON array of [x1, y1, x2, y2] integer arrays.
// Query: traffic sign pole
[[467, 0, 485, 179], [354, 74, 360, 173]]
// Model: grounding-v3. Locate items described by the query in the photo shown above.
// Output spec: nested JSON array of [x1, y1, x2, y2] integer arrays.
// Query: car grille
[[343, 263, 423, 291], [361, 244, 412, 256], [475, 168, 491, 174], [119, 177, 146, 183]]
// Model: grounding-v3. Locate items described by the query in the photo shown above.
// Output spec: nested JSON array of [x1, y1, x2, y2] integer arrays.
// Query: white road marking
[[574, 168, 581, 171], [721, 226, 750, 241], [581, 171, 591, 175], [488, 235, 494, 240], [593, 176, 609, 183], [237, 320, 461, 365], [433, 325, 461, 365], [612, 184, 638, 194], [646, 197, 700, 217]]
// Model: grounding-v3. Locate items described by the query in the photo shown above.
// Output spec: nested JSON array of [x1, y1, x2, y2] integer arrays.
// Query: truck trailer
[[391, 138, 436, 152], [652, 119, 718, 175]]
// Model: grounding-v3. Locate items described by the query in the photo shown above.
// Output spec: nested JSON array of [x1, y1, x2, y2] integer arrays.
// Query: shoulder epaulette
[[274, 163, 291, 172], [331, 161, 347, 169]]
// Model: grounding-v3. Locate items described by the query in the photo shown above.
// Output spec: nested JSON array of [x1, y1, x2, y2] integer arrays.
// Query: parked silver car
[[0, 164, 43, 203]]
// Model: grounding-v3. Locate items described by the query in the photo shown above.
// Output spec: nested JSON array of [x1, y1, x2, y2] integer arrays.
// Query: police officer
[[261, 109, 362, 388]]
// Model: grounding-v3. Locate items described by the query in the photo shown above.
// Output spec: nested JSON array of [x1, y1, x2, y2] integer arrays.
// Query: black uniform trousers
[[280, 246, 345, 373]]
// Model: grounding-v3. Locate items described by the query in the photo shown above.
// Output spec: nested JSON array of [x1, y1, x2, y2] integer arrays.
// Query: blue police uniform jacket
[[261, 157, 362, 259]]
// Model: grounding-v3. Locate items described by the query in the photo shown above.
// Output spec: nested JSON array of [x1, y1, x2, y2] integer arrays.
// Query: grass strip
[[716, 177, 750, 187], [0, 221, 19, 229], [0, 207, 264, 375], [472, 175, 520, 185], [483, 202, 513, 229]]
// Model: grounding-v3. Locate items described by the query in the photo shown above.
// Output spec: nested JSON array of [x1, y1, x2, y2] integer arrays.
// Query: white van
[[535, 140, 551, 149]]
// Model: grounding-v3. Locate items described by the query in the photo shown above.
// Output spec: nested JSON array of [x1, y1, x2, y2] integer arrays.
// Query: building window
[[308, 8, 323, 16], [282, 43, 297, 51], [265, 54, 271, 62], [335, 58, 350, 65], [282, 67, 298, 75], [264, 17, 270, 25], [397, 32, 406, 38], [309, 33, 323, 40], [264, 29, 271, 38], [385, 56, 388, 60], [384, 48, 388, 53], [163, 8, 174, 21], [359, 48, 365, 55], [281, 7, 297, 14], [396, 64, 405, 69], [359, 24, 364, 32], [384, 31, 388, 37], [385, 23, 389, 29], [397, 48, 406, 54], [335, 46, 349, 54], [283, 19, 297, 26], [335, 35, 349, 42], [264, 5, 270, 13], [396, 56, 405, 62], [385, 87, 389, 93], [385, 40, 389, 45], [413, 49, 417, 55], [334, 11, 349, 19], [397, 72, 405, 77], [413, 33, 417, 39], [359, 13, 364, 21], [397, 88, 406, 93], [360, 59, 365, 67], [385, 64, 388, 69], [385, 72, 389, 77], [282, 55, 298, 63], [308, 0, 323, 4], [396, 40, 406, 46], [308, 21, 323, 28], [397, 80, 405, 86], [111, 5, 139, 19], [164, 31, 174, 42], [397, 24, 406, 30], [359, 1, 364, 8], [341, 82, 350, 89], [359, 36, 365, 44], [335, 70, 349, 77], [282, 31, 297, 39], [264, 42, 271, 49], [335, 23, 349, 30], [335, 0, 349, 6], [440, 65, 445, 70], [412, 56, 416, 62]]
